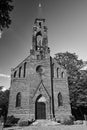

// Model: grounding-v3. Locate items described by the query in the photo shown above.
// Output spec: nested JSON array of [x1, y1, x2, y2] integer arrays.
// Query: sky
[[0, 0, 87, 90]]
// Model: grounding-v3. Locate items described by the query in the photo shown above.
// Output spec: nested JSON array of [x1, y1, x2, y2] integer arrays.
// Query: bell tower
[[30, 4, 50, 60]]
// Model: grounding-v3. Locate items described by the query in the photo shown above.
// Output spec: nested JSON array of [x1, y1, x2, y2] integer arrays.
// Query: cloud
[[0, 74, 10, 78], [2, 87, 7, 91], [0, 30, 2, 38]]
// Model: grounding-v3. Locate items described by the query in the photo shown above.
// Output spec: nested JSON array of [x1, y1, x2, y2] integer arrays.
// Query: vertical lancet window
[[37, 55, 40, 60], [16, 92, 21, 107], [14, 71, 17, 78], [19, 66, 22, 78], [39, 22, 41, 28], [61, 72, 64, 78], [58, 92, 63, 106], [57, 68, 59, 78], [23, 62, 27, 78]]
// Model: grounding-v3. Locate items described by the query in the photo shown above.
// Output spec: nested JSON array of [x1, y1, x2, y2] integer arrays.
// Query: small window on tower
[[39, 22, 41, 28], [37, 55, 40, 60], [34, 26, 37, 31]]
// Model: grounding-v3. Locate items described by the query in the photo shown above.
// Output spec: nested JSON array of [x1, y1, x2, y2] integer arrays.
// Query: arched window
[[58, 92, 63, 106], [16, 92, 21, 107], [61, 72, 64, 78], [14, 71, 17, 78], [19, 67, 22, 78], [37, 55, 40, 60], [23, 62, 27, 77], [57, 68, 59, 78]]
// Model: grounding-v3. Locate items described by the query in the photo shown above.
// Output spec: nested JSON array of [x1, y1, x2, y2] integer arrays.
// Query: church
[[8, 13, 71, 121]]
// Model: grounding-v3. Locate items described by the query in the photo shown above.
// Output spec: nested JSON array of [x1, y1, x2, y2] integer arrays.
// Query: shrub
[[18, 120, 29, 126], [5, 115, 19, 127], [61, 115, 75, 125], [74, 120, 83, 125], [18, 119, 34, 126]]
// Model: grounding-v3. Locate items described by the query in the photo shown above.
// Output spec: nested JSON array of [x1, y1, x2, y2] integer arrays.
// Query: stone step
[[31, 119, 60, 126]]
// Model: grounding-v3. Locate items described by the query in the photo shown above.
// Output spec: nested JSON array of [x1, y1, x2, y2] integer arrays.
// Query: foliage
[[0, 89, 9, 122], [18, 120, 29, 126], [5, 115, 19, 127], [74, 120, 83, 125], [18, 119, 33, 126], [0, 0, 14, 30], [54, 52, 87, 109], [0, 86, 4, 91], [55, 52, 83, 85], [61, 115, 75, 125]]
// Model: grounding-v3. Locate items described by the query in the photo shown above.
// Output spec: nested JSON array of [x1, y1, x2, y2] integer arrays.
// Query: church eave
[[12, 54, 31, 71]]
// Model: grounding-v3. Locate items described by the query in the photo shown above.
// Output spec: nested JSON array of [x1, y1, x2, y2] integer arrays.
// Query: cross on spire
[[38, 2, 42, 18], [39, 3, 41, 8]]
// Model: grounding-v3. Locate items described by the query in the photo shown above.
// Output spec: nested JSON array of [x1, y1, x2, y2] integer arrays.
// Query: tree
[[76, 70, 87, 106], [55, 52, 87, 119], [55, 52, 83, 85], [54, 52, 83, 106], [55, 52, 87, 118], [0, 86, 4, 91], [0, 0, 13, 31], [0, 89, 9, 122]]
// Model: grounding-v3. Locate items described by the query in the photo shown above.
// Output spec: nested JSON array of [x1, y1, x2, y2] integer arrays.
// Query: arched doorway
[[35, 95, 46, 119]]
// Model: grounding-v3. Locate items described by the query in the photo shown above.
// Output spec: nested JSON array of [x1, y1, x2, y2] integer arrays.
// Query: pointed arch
[[58, 92, 63, 106], [36, 31, 42, 36], [61, 72, 64, 78], [23, 62, 27, 77], [14, 71, 17, 78], [16, 92, 21, 107], [35, 94, 46, 119], [19, 66, 22, 78], [57, 68, 59, 78]]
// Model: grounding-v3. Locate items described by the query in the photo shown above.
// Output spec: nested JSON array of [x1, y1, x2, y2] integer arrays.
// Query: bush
[[61, 115, 75, 125], [18, 119, 34, 126], [5, 115, 19, 127], [18, 120, 29, 126], [74, 120, 83, 125]]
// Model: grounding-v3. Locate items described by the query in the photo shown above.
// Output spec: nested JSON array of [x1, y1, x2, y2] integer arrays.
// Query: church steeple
[[30, 3, 50, 60]]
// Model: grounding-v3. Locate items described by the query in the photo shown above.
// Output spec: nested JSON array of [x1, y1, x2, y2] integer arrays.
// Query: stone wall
[[53, 60, 71, 120], [8, 56, 71, 121]]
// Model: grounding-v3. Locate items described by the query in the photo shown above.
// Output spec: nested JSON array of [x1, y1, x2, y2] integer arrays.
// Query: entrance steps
[[31, 119, 60, 126]]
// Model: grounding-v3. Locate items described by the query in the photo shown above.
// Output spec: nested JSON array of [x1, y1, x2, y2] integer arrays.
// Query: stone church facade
[[8, 18, 71, 121]]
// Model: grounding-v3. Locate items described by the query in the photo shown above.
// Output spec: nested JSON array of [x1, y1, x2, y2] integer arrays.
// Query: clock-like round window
[[36, 65, 44, 74]]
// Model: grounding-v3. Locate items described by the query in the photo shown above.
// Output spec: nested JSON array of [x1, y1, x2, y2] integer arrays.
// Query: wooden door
[[36, 102, 46, 119]]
